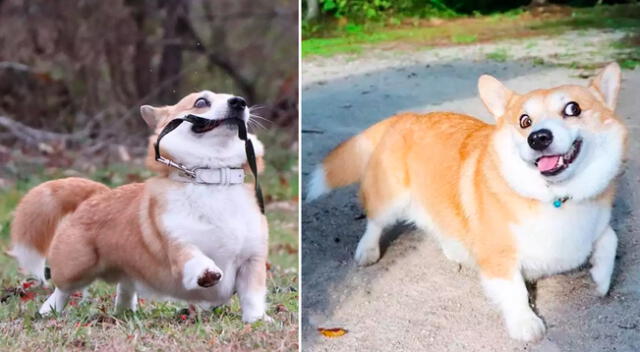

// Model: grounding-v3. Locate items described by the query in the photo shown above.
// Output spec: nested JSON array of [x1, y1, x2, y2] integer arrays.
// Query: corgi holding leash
[[307, 63, 627, 341], [10, 91, 271, 323]]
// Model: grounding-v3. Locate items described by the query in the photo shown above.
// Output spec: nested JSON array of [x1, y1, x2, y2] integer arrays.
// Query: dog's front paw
[[506, 310, 546, 342], [183, 257, 223, 290], [354, 240, 380, 266], [242, 312, 273, 323]]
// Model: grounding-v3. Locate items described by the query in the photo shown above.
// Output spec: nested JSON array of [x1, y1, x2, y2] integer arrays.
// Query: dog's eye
[[519, 114, 532, 129], [563, 101, 581, 117], [194, 98, 210, 109]]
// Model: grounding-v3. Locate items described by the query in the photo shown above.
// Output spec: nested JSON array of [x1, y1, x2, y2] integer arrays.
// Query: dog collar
[[171, 167, 245, 185]]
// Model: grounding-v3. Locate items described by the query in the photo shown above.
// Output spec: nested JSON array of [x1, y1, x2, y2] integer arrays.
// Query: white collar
[[170, 167, 245, 185]]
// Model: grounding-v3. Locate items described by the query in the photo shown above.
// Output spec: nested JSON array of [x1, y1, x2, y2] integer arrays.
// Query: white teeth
[[558, 157, 565, 166]]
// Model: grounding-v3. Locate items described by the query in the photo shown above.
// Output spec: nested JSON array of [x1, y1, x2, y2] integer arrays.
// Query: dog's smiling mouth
[[535, 139, 582, 176]]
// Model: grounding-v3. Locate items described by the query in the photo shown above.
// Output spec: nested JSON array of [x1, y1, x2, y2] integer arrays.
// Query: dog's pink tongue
[[537, 155, 560, 172]]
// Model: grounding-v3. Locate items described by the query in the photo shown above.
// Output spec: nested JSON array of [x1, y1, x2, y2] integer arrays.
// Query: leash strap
[[154, 114, 265, 214]]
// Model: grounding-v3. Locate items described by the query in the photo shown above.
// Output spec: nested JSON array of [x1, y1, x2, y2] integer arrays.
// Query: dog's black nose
[[528, 129, 553, 151], [228, 96, 247, 111]]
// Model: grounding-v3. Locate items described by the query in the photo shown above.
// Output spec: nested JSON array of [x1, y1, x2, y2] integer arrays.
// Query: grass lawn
[[0, 132, 299, 351], [302, 3, 640, 59]]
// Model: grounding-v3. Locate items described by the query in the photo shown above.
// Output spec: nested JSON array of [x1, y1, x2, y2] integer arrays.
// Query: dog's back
[[9, 177, 108, 283]]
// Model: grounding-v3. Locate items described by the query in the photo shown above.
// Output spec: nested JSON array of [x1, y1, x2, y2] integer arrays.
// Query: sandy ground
[[301, 30, 640, 351]]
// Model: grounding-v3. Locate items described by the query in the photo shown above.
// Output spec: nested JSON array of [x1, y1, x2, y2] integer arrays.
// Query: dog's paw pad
[[197, 269, 222, 288]]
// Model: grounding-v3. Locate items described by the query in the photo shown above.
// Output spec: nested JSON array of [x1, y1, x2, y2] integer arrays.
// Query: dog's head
[[140, 91, 260, 174], [479, 63, 627, 202]]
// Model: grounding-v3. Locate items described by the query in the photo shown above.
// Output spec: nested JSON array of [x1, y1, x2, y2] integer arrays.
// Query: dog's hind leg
[[355, 194, 408, 266], [115, 279, 138, 313], [354, 219, 385, 266]]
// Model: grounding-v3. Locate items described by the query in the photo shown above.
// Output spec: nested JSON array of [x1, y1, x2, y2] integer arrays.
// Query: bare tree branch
[[0, 115, 86, 146]]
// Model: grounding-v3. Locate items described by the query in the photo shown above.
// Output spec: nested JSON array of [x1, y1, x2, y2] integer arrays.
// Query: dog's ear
[[590, 62, 621, 111], [140, 105, 160, 128], [478, 75, 513, 119]]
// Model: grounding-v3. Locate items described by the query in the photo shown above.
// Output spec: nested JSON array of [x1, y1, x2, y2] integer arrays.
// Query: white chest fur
[[160, 183, 265, 301], [511, 200, 611, 280]]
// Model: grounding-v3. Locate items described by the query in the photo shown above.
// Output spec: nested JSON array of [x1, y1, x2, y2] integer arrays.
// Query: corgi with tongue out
[[307, 63, 627, 341]]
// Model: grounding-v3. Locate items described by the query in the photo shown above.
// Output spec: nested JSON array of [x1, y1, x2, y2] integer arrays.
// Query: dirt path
[[301, 30, 640, 351]]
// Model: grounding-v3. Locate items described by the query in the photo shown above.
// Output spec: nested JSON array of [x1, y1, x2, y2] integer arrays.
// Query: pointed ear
[[140, 105, 160, 128], [478, 75, 513, 119], [590, 62, 621, 111]]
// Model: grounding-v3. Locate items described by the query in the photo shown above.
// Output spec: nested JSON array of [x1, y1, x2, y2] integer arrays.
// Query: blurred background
[[0, 0, 298, 181], [302, 0, 639, 61], [0, 1, 299, 350]]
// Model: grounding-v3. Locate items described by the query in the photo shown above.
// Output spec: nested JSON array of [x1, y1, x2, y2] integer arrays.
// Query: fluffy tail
[[306, 116, 397, 201], [8, 177, 108, 283]]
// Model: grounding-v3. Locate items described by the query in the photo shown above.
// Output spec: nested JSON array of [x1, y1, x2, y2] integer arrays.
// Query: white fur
[[161, 181, 267, 314], [482, 272, 545, 341], [155, 92, 268, 319], [590, 226, 618, 295], [512, 199, 611, 280], [493, 118, 624, 202], [306, 165, 329, 202], [39, 288, 69, 315], [11, 244, 47, 283], [159, 90, 260, 171], [355, 221, 384, 266]]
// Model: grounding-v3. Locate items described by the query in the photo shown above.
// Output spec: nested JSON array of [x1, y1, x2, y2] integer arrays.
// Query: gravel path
[[301, 30, 640, 352]]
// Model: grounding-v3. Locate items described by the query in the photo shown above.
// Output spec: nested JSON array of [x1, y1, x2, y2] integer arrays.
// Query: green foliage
[[316, 0, 458, 22], [320, 0, 393, 20]]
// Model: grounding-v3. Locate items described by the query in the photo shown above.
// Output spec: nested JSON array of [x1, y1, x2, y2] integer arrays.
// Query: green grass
[[302, 3, 640, 58], [0, 139, 299, 351], [486, 48, 509, 62], [451, 34, 477, 44]]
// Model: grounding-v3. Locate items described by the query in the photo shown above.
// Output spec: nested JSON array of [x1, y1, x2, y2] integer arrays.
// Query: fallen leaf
[[318, 327, 348, 338]]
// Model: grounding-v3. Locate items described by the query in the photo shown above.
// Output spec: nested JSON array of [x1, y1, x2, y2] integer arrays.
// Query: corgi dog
[[306, 63, 626, 341], [9, 91, 271, 323]]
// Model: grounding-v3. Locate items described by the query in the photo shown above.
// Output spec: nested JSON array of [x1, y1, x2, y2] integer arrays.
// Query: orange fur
[[322, 85, 624, 279]]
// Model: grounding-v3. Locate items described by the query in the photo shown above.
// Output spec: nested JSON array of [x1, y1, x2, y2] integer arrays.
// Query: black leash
[[154, 115, 265, 214]]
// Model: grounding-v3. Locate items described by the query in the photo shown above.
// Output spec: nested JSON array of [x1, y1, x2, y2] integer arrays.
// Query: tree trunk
[[306, 0, 319, 20], [157, 0, 185, 103]]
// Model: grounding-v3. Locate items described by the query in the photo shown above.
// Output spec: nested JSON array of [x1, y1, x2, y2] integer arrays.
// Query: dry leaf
[[318, 327, 348, 338]]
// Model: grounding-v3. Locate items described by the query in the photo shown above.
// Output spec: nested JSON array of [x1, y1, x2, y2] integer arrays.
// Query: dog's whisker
[[250, 114, 272, 123], [248, 118, 267, 130]]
